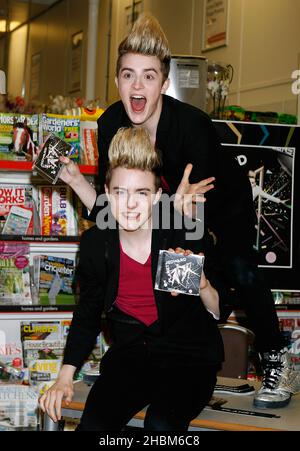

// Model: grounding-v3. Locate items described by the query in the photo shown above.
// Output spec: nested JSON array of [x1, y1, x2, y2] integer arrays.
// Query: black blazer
[[63, 218, 227, 370]]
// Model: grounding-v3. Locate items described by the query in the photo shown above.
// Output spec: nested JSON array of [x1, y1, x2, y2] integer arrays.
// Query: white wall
[[198, 0, 300, 114], [4, 0, 300, 115]]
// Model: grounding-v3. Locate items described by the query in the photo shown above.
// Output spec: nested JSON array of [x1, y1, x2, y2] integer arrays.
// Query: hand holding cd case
[[33, 133, 73, 184], [155, 250, 204, 296]]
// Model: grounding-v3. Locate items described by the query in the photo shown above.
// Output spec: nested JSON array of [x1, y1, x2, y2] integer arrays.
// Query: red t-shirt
[[115, 243, 158, 326]]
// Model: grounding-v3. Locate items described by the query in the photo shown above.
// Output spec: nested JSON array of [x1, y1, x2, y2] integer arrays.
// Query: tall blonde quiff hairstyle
[[106, 127, 162, 191], [116, 13, 171, 81]]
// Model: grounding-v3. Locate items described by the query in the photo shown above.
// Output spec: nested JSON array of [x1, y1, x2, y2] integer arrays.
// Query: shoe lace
[[261, 360, 284, 390]]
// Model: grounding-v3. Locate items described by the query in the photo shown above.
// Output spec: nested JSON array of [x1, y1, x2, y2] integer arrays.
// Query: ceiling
[[0, 0, 58, 33]]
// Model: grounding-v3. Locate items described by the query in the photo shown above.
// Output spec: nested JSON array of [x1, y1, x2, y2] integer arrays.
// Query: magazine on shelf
[[33, 254, 76, 305], [33, 133, 73, 184], [80, 120, 99, 166], [0, 242, 32, 305], [20, 321, 64, 387], [0, 184, 39, 235], [20, 320, 71, 394], [20, 320, 62, 342], [273, 290, 300, 306], [39, 113, 81, 163], [27, 359, 61, 384], [0, 385, 39, 431], [38, 184, 77, 236], [79, 107, 104, 165], [75, 197, 95, 235], [0, 113, 39, 162], [0, 342, 23, 381], [22, 340, 65, 376], [278, 316, 300, 371], [80, 333, 104, 384], [155, 250, 204, 296], [20, 320, 103, 390]]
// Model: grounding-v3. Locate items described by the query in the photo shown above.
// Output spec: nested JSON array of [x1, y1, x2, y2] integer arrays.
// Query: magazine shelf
[[0, 160, 97, 175], [0, 159, 87, 334], [0, 305, 76, 313], [0, 113, 101, 405], [0, 236, 79, 313], [1, 234, 80, 244]]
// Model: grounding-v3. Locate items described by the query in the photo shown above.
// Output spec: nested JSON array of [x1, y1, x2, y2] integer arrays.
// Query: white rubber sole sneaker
[[253, 390, 291, 409]]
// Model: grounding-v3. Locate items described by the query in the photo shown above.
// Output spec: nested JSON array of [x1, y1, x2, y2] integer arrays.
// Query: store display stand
[[0, 161, 96, 348]]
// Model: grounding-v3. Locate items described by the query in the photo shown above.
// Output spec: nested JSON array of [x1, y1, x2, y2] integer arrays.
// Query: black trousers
[[222, 254, 286, 353], [76, 344, 218, 431]]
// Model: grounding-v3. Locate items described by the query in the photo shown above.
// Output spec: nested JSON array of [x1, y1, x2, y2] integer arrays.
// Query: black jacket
[[63, 216, 226, 370], [90, 95, 256, 256]]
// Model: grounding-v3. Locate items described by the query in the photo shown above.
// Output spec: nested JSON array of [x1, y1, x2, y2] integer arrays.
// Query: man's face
[[106, 167, 161, 232], [116, 53, 170, 131]]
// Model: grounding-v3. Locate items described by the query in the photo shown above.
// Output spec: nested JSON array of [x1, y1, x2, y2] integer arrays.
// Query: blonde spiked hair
[[116, 13, 171, 81], [106, 127, 162, 191]]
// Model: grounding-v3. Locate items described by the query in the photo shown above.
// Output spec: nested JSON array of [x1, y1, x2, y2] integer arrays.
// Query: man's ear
[[161, 78, 170, 94], [115, 76, 119, 89], [153, 188, 162, 205]]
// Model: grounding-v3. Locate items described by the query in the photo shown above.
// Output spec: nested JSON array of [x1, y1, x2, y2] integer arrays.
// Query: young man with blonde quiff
[[40, 127, 226, 431]]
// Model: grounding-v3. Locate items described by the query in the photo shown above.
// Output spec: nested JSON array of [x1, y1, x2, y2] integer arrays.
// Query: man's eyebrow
[[120, 67, 134, 73], [143, 68, 158, 73], [112, 187, 152, 192], [120, 67, 158, 74]]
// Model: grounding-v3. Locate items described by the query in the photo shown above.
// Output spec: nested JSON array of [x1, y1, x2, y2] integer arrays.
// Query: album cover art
[[33, 133, 73, 184], [39, 113, 81, 163], [222, 144, 294, 268], [155, 250, 204, 296]]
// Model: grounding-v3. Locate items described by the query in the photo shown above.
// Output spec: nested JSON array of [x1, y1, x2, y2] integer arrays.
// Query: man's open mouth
[[130, 95, 146, 112]]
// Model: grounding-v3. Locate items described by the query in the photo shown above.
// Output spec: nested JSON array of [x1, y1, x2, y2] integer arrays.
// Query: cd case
[[155, 250, 204, 296], [33, 133, 73, 184]]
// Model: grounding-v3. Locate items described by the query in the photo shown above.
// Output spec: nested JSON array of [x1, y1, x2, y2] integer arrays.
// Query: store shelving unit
[[0, 160, 97, 338], [0, 160, 98, 175]]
